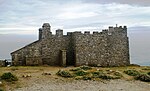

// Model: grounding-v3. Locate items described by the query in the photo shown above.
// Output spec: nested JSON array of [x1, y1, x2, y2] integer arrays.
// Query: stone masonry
[[11, 23, 130, 66]]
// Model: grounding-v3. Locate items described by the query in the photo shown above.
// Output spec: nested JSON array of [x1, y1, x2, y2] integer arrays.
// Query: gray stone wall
[[11, 40, 42, 66], [72, 26, 130, 66], [72, 31, 109, 66], [40, 35, 70, 66], [11, 23, 130, 67], [107, 26, 130, 66]]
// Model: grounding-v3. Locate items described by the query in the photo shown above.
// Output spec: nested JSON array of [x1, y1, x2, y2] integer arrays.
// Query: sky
[[0, 0, 150, 65]]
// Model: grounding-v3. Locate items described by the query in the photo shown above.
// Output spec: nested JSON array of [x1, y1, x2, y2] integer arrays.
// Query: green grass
[[135, 74, 150, 82], [56, 70, 73, 78], [147, 72, 150, 76], [80, 66, 92, 70], [0, 88, 4, 91], [124, 70, 140, 76], [1, 72, 18, 82], [70, 68, 81, 71], [56, 66, 150, 82], [74, 70, 89, 76]]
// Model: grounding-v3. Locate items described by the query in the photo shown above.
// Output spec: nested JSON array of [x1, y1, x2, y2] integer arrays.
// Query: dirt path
[[14, 78, 150, 91]]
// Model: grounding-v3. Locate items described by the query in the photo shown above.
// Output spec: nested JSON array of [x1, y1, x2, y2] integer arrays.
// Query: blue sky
[[0, 0, 150, 65]]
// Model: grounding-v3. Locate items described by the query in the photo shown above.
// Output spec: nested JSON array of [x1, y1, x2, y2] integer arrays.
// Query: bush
[[129, 64, 140, 67], [1, 72, 18, 82], [147, 72, 150, 76], [0, 88, 4, 91], [92, 71, 104, 78], [74, 70, 89, 76], [99, 74, 114, 79], [124, 70, 140, 76], [82, 76, 92, 80], [56, 70, 73, 78], [142, 67, 150, 70], [80, 66, 92, 70], [135, 74, 150, 82]]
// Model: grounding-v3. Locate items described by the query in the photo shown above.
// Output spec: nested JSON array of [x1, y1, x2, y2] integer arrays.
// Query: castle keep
[[11, 23, 130, 66]]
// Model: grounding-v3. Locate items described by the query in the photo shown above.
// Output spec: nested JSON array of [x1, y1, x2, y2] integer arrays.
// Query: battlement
[[84, 31, 90, 34], [56, 29, 63, 37], [39, 23, 127, 39]]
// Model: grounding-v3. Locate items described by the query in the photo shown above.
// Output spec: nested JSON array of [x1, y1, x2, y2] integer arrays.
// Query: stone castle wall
[[72, 26, 129, 66], [11, 40, 42, 66], [11, 23, 130, 66]]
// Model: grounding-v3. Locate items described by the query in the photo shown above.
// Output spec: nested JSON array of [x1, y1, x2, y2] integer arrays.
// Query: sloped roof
[[11, 40, 41, 54]]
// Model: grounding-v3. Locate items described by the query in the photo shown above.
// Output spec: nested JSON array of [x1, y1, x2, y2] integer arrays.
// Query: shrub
[[129, 64, 140, 67], [56, 70, 73, 78], [100, 74, 121, 79], [70, 68, 81, 71], [99, 74, 114, 79], [1, 72, 18, 82], [74, 70, 89, 76], [124, 70, 140, 76], [0, 88, 4, 91], [92, 71, 104, 78], [147, 72, 150, 76], [114, 72, 123, 77], [80, 66, 92, 70], [142, 67, 150, 70], [82, 76, 92, 80], [135, 74, 150, 82]]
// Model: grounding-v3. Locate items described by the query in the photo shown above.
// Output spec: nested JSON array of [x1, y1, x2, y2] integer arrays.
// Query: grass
[[70, 68, 81, 71], [1, 72, 18, 82], [135, 74, 150, 82], [56, 70, 73, 78], [0, 88, 4, 91], [56, 66, 150, 82], [74, 70, 89, 76], [124, 70, 140, 76], [80, 66, 92, 70], [147, 72, 150, 76]]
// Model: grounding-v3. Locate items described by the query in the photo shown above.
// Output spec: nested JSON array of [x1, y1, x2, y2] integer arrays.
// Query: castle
[[11, 23, 130, 66]]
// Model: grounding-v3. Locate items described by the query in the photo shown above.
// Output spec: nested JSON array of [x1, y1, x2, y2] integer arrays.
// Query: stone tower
[[39, 23, 51, 40]]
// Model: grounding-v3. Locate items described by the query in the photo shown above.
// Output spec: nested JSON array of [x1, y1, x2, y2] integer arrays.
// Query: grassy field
[[0, 66, 150, 91]]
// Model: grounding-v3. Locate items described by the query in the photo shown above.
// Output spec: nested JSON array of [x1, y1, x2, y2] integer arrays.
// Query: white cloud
[[83, 0, 150, 6], [0, 0, 150, 34], [0, 28, 38, 35], [57, 12, 98, 19]]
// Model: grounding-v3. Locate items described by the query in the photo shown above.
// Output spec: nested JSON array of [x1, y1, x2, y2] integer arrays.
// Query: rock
[[0, 81, 2, 85], [42, 72, 51, 75], [22, 74, 32, 78]]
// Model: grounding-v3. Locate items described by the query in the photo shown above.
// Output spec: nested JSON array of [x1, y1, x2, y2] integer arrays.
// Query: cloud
[[82, 0, 150, 6], [56, 12, 98, 19], [0, 0, 150, 35], [0, 28, 38, 34]]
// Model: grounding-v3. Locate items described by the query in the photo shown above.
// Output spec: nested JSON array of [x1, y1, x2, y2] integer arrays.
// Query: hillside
[[0, 66, 150, 91]]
